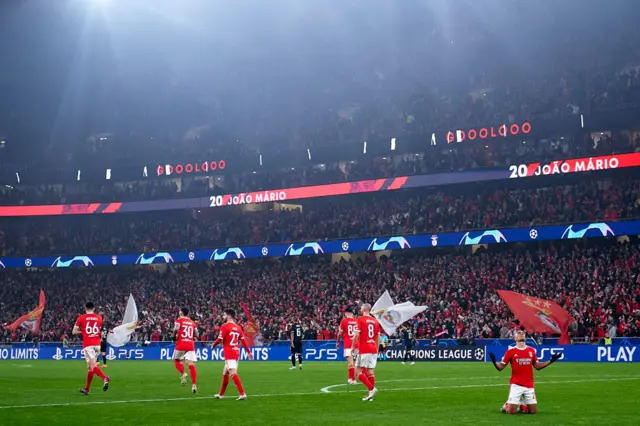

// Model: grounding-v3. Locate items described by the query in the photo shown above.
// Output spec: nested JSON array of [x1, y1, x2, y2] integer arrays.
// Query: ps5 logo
[[285, 242, 324, 256], [561, 223, 615, 239], [210, 247, 246, 261], [135, 252, 174, 265], [367, 236, 411, 251], [51, 256, 94, 268], [459, 230, 507, 245]]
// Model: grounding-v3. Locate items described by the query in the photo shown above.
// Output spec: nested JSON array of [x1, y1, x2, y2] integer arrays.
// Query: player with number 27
[[212, 309, 254, 400]]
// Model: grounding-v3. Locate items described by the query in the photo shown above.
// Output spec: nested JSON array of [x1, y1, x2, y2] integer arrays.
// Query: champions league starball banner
[[382, 345, 486, 362], [0, 220, 632, 270]]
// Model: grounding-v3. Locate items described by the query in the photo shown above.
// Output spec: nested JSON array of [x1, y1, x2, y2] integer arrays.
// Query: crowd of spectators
[[1, 177, 638, 257], [2, 240, 639, 345], [1, 131, 639, 206]]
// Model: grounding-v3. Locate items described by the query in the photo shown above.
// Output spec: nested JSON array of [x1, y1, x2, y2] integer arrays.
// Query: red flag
[[6, 290, 46, 334], [241, 302, 263, 347], [497, 290, 573, 344]]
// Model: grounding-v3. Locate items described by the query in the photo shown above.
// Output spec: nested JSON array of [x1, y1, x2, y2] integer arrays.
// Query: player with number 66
[[73, 302, 111, 395]]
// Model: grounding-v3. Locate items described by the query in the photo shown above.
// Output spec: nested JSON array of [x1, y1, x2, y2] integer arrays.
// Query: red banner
[[5, 290, 46, 334], [509, 152, 639, 179], [241, 302, 263, 347], [497, 290, 573, 344], [0, 151, 638, 217]]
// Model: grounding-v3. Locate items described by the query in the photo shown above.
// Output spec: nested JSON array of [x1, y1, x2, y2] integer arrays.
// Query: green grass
[[1, 361, 639, 425]]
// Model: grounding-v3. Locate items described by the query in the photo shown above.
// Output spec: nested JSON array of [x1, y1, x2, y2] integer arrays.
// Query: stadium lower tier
[[0, 177, 637, 259], [2, 239, 639, 344]]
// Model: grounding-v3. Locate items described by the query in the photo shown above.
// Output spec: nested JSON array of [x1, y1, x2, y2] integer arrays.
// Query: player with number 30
[[173, 307, 199, 393]]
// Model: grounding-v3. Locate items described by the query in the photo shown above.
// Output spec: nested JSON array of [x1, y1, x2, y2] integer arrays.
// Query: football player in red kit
[[489, 330, 562, 414], [173, 307, 199, 393], [73, 302, 111, 395], [212, 309, 254, 400], [336, 307, 358, 384], [351, 303, 381, 402]]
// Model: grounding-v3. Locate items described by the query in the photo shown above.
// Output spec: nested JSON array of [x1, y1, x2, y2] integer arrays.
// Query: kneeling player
[[213, 309, 254, 400], [173, 308, 199, 393], [336, 308, 358, 384], [489, 330, 561, 414]]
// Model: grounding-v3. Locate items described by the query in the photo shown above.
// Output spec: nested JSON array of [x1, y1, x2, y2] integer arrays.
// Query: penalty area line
[[0, 377, 638, 410]]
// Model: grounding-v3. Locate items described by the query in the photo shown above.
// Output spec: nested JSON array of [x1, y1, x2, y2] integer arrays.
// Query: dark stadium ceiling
[[0, 0, 636, 161]]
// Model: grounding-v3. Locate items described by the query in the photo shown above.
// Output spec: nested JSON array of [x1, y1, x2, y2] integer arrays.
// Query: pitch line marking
[[0, 377, 638, 410], [319, 374, 636, 393]]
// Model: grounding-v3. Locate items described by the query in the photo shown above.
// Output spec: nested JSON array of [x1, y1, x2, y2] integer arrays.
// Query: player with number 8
[[351, 303, 381, 402], [73, 302, 111, 395]]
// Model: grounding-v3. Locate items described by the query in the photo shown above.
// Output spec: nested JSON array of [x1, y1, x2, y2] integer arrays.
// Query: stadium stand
[[1, 240, 639, 345]]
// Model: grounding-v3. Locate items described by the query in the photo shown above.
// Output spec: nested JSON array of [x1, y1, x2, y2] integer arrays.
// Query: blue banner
[[485, 345, 640, 363], [0, 220, 630, 270], [2, 344, 639, 362]]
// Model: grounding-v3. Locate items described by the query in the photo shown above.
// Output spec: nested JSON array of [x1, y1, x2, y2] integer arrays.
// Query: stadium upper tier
[[0, 130, 638, 207], [1, 239, 638, 344]]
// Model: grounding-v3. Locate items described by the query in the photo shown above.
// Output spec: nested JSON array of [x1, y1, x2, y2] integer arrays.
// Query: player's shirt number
[[367, 324, 375, 338], [229, 331, 240, 346], [181, 325, 194, 340], [295, 328, 302, 338], [85, 322, 100, 336], [347, 325, 356, 337]]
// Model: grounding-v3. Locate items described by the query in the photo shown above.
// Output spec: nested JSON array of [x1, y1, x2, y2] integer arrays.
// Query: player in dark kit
[[401, 325, 416, 365], [99, 326, 108, 367], [289, 322, 303, 370]]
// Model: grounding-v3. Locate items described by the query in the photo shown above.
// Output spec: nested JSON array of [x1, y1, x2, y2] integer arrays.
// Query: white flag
[[107, 294, 139, 347], [372, 290, 394, 314], [372, 291, 427, 336]]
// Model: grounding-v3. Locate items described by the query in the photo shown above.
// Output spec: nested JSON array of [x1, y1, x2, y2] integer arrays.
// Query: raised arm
[[489, 352, 508, 371], [534, 352, 562, 370]]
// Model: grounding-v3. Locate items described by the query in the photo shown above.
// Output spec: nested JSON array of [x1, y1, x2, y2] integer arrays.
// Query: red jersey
[[75, 313, 103, 348], [355, 315, 381, 354], [501, 345, 538, 388], [174, 317, 197, 352], [339, 317, 358, 349], [218, 322, 245, 361]]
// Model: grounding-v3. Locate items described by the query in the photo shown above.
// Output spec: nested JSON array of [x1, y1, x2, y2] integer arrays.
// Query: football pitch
[[1, 361, 639, 425]]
